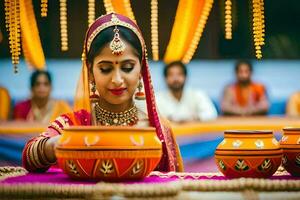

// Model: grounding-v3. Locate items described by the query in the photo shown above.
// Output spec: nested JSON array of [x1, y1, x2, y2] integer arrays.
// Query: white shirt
[[156, 88, 218, 122]]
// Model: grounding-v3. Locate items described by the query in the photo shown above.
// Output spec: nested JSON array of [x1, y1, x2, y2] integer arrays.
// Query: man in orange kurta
[[221, 61, 269, 116]]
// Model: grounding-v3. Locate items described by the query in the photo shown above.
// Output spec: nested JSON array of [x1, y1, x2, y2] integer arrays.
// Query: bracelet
[[41, 137, 57, 165]]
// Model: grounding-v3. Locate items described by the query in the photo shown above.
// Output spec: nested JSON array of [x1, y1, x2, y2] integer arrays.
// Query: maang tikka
[[110, 26, 126, 55]]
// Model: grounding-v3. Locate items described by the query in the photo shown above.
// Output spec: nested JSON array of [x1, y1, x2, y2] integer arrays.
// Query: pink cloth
[[2, 168, 176, 185], [2, 169, 299, 186]]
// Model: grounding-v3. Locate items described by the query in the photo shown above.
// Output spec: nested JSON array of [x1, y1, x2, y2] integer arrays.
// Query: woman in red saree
[[22, 13, 183, 173], [13, 70, 72, 123]]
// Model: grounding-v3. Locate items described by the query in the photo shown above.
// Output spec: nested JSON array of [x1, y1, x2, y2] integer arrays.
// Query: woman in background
[[13, 70, 72, 123]]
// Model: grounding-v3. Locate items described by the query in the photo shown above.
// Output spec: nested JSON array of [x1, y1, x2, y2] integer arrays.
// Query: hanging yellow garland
[[103, 0, 136, 23], [5, 0, 21, 73], [151, 0, 159, 61], [20, 0, 46, 69], [252, 0, 265, 59], [88, 0, 95, 27], [103, 0, 114, 14], [121, 0, 136, 23], [182, 0, 213, 63], [259, 0, 265, 47], [224, 0, 232, 39], [164, 0, 206, 63], [41, 0, 48, 17], [60, 0, 68, 51]]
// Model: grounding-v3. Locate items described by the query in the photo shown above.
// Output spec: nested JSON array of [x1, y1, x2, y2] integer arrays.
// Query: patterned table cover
[[1, 167, 300, 199]]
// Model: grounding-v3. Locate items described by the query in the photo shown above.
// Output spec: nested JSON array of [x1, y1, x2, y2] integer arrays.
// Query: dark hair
[[87, 26, 143, 66], [163, 61, 187, 77], [30, 70, 52, 89], [235, 60, 253, 73]]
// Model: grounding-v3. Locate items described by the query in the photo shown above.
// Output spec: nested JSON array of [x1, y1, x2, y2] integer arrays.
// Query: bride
[[22, 13, 183, 173]]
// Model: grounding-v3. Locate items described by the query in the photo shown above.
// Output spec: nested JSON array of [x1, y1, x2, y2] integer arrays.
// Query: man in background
[[221, 60, 269, 116], [156, 61, 217, 123]]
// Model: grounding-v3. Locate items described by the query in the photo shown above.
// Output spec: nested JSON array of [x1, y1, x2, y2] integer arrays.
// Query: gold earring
[[90, 82, 99, 102], [135, 79, 145, 100]]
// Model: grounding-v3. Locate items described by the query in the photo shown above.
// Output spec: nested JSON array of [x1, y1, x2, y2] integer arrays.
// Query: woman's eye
[[100, 67, 112, 74], [122, 64, 134, 73]]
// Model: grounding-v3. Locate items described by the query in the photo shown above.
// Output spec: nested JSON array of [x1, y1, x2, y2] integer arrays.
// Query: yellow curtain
[[164, 0, 214, 63], [104, 0, 136, 23], [20, 0, 45, 69], [0, 87, 11, 121], [164, 0, 205, 63]]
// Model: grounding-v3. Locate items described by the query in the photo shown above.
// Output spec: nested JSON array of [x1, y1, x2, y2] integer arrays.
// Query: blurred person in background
[[13, 70, 71, 123], [221, 60, 269, 116], [156, 61, 217, 123], [0, 86, 11, 121], [286, 91, 300, 117]]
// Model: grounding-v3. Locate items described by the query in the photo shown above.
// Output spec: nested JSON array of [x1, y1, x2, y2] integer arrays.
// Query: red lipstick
[[109, 88, 126, 96]]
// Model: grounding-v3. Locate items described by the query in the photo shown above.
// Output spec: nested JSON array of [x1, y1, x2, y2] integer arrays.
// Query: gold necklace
[[94, 102, 138, 126]]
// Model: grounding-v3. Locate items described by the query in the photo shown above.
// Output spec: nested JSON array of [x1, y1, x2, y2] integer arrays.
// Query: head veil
[[74, 13, 178, 171]]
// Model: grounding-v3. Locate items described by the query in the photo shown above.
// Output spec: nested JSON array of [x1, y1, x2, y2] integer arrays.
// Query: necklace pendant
[[95, 102, 138, 126], [113, 118, 119, 124]]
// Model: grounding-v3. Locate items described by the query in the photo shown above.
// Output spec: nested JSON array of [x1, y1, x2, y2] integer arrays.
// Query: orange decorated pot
[[280, 127, 300, 176], [215, 130, 282, 178], [55, 126, 162, 181]]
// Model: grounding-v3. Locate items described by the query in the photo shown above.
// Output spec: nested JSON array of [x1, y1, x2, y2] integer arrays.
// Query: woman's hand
[[44, 135, 61, 163]]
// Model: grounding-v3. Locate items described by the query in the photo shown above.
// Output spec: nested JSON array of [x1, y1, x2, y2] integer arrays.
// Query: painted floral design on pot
[[215, 130, 282, 178], [55, 126, 162, 181], [280, 127, 300, 176]]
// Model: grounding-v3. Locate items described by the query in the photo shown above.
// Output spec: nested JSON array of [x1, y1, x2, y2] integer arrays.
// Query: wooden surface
[[0, 121, 46, 134], [172, 116, 300, 136], [1, 117, 300, 135]]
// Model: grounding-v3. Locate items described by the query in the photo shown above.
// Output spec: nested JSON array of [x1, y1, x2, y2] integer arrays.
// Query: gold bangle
[[28, 142, 40, 169], [42, 137, 57, 165], [31, 139, 45, 168], [37, 137, 52, 166], [25, 141, 35, 169]]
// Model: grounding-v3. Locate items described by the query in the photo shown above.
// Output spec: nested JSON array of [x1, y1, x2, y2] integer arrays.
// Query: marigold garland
[[60, 0, 68, 51], [41, 0, 48, 17], [88, 0, 95, 27], [103, 0, 114, 13], [20, 0, 46, 69], [4, 0, 46, 72], [151, 0, 159, 61], [224, 0, 232, 39], [3, 0, 267, 70], [120, 0, 136, 23], [252, 0, 265, 59], [5, 0, 21, 73]]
